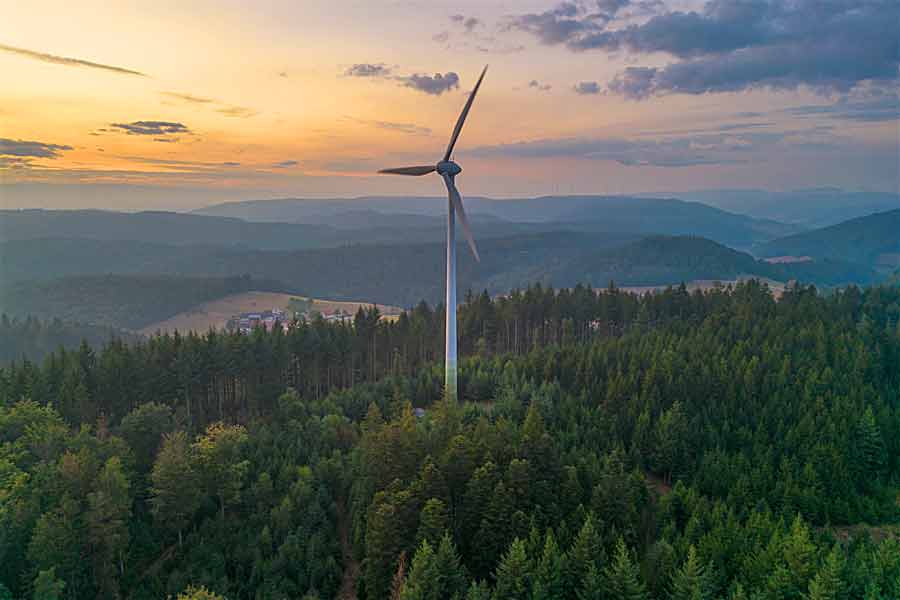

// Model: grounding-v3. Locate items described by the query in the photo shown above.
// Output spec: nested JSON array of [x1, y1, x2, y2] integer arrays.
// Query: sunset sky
[[1, 0, 897, 210]]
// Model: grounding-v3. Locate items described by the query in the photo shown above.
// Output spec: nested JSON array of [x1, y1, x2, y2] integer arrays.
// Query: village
[[225, 305, 355, 334]]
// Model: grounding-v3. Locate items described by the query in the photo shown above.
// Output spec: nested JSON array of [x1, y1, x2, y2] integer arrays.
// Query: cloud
[[450, 14, 480, 32], [528, 80, 552, 92], [507, 2, 603, 45], [509, 0, 900, 98], [111, 121, 190, 136], [216, 105, 258, 118], [574, 81, 601, 95], [343, 116, 432, 135], [433, 31, 450, 43], [468, 126, 836, 167], [344, 63, 392, 78], [0, 138, 73, 158], [607, 67, 657, 99], [399, 72, 460, 95], [222, 162, 241, 167], [785, 88, 899, 123], [272, 160, 299, 168], [162, 91, 214, 104], [0, 43, 146, 76]]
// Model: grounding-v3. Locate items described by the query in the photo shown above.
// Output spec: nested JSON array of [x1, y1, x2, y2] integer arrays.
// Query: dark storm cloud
[[111, 121, 191, 136], [0, 43, 146, 76], [0, 138, 73, 158], [573, 81, 601, 95], [344, 63, 392, 78], [272, 160, 299, 168], [399, 72, 460, 95], [509, 0, 900, 98]]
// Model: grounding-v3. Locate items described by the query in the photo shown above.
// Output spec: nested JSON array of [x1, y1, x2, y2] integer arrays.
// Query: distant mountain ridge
[[757, 209, 900, 268], [193, 195, 800, 248], [0, 232, 875, 310], [661, 188, 900, 228]]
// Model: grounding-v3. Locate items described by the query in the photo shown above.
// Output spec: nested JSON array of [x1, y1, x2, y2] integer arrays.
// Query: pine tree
[[416, 498, 449, 548], [805, 545, 844, 600], [435, 533, 468, 600], [32, 568, 65, 600], [466, 581, 491, 600], [493, 538, 531, 600], [567, 514, 603, 593], [853, 406, 885, 488], [400, 540, 438, 600], [531, 531, 566, 600], [669, 545, 715, 600], [576, 564, 603, 600], [603, 538, 648, 600]]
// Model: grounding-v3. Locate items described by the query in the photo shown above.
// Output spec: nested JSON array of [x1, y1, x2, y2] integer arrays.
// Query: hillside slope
[[195, 195, 800, 248], [0, 274, 287, 330], [1, 233, 875, 311], [757, 209, 900, 267]]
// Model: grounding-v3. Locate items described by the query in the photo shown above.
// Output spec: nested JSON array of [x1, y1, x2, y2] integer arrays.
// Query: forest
[[0, 275, 286, 332], [1, 281, 899, 599]]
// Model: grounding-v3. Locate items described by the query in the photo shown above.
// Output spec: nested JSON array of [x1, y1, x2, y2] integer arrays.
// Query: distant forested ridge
[[758, 209, 900, 268], [0, 274, 288, 330], [0, 314, 138, 366], [1, 234, 876, 311], [1, 281, 899, 599]]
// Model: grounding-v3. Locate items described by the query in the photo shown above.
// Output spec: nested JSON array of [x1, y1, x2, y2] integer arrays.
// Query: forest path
[[335, 498, 360, 600]]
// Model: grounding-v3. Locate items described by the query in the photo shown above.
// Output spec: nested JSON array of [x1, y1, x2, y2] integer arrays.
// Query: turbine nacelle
[[436, 160, 462, 177]]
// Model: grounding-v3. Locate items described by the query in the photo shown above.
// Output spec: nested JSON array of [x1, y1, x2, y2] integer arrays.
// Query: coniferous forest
[[2, 281, 900, 599]]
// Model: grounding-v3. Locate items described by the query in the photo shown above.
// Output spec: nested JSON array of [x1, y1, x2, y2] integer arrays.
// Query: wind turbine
[[378, 65, 487, 403]]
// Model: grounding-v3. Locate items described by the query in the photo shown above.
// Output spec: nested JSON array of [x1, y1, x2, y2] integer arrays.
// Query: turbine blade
[[443, 65, 488, 162], [378, 165, 436, 176], [443, 174, 480, 262]]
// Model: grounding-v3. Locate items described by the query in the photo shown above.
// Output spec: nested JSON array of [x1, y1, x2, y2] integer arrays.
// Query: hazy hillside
[[669, 188, 900, 228], [2, 232, 874, 312], [0, 209, 339, 250], [757, 209, 900, 267], [195, 195, 799, 248], [0, 314, 139, 365], [0, 274, 288, 330]]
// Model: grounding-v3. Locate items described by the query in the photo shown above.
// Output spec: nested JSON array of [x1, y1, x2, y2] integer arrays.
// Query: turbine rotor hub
[[436, 160, 462, 176]]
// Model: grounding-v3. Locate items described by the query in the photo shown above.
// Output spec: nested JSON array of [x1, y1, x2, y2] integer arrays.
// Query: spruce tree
[[669, 545, 715, 600], [493, 538, 531, 600], [603, 538, 648, 600]]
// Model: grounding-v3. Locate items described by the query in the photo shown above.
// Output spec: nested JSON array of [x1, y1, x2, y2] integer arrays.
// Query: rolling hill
[[757, 209, 900, 269], [1, 232, 875, 312], [669, 188, 900, 228], [194, 195, 800, 248], [0, 274, 287, 330]]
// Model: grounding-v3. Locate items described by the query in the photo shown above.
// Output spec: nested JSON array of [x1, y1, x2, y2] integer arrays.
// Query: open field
[[139, 291, 403, 335]]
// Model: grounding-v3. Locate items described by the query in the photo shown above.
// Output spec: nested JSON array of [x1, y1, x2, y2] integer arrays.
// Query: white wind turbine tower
[[378, 65, 487, 403]]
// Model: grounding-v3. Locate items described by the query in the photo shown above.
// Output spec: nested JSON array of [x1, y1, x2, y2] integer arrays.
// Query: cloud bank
[[509, 0, 900, 98]]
